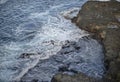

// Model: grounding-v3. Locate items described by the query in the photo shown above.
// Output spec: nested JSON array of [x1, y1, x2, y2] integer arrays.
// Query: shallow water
[[0, 0, 105, 81], [21, 37, 105, 82]]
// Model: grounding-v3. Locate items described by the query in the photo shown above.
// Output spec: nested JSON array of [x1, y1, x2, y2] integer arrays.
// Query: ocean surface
[[0, 0, 105, 82]]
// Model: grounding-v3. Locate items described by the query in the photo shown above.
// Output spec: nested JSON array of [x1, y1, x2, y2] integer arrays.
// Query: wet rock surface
[[51, 73, 115, 82], [51, 73, 100, 82], [19, 53, 37, 59], [71, 0, 120, 82]]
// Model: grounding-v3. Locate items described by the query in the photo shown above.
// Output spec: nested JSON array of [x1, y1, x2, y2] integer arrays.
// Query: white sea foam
[[0, 0, 8, 4], [60, 7, 80, 19], [0, 0, 104, 81]]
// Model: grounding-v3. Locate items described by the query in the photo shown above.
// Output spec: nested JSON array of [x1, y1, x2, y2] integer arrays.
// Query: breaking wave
[[0, 0, 105, 81]]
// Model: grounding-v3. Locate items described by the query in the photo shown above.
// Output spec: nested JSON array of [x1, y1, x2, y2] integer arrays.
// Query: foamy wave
[[0, 0, 104, 81], [12, 13, 88, 81], [0, 0, 8, 4], [60, 7, 80, 19]]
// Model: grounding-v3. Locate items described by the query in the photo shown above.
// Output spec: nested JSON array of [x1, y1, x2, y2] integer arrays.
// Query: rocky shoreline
[[52, 0, 120, 82]]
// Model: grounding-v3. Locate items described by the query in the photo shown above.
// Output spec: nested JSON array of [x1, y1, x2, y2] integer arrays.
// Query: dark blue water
[[0, 0, 105, 82]]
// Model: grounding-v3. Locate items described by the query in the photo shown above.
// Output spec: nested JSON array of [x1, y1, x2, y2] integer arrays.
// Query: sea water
[[0, 0, 105, 81]]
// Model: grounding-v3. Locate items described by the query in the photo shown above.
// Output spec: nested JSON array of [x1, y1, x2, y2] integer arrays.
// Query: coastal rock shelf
[[71, 0, 120, 82]]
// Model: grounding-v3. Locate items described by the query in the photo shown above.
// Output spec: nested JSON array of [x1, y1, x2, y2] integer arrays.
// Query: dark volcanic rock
[[71, 0, 120, 82]]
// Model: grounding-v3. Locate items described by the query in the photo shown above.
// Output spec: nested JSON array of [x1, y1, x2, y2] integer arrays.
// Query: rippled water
[[0, 0, 105, 82]]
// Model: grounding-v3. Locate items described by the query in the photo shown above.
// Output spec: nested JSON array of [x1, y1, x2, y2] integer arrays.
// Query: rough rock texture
[[51, 73, 115, 82], [51, 73, 101, 82], [71, 1, 120, 82], [52, 1, 120, 82]]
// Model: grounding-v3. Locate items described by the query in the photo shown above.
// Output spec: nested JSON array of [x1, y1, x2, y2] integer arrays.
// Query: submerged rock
[[71, 0, 120, 82], [19, 53, 37, 59], [21, 38, 104, 82]]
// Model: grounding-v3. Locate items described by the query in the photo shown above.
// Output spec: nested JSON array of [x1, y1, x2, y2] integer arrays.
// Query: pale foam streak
[[0, 0, 104, 81], [11, 7, 89, 81]]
